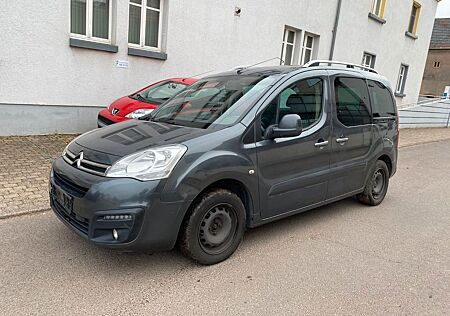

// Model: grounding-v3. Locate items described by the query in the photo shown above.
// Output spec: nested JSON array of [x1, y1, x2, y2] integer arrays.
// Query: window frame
[[280, 28, 297, 66], [333, 76, 373, 127], [259, 77, 325, 139], [395, 64, 409, 96], [367, 79, 397, 119], [70, 0, 113, 43], [362, 52, 376, 69], [300, 34, 314, 65], [128, 0, 164, 51], [407, 1, 421, 35], [371, 0, 386, 18]]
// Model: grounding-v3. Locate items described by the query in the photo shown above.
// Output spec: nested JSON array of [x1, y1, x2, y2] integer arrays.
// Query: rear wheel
[[357, 160, 390, 206], [179, 189, 246, 265]]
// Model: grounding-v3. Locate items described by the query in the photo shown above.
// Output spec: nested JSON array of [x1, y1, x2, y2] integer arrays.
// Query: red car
[[97, 77, 197, 127]]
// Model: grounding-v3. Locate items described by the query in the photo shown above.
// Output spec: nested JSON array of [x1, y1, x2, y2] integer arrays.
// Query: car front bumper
[[49, 157, 190, 252]]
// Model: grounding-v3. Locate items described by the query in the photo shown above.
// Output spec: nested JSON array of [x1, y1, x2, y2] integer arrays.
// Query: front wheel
[[179, 189, 246, 265], [357, 160, 390, 206]]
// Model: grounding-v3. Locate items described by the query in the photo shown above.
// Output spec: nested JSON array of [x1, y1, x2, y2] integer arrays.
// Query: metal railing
[[398, 99, 450, 128]]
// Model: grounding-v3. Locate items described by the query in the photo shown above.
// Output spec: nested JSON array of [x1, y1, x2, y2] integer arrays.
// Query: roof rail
[[303, 60, 378, 74]]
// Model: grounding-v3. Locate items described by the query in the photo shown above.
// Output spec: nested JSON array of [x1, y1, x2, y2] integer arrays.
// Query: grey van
[[50, 61, 398, 265]]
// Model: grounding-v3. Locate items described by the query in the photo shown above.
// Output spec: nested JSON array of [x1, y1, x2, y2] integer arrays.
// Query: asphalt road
[[1, 140, 449, 315]]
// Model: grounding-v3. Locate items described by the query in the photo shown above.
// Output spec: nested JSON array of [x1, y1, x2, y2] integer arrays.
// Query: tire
[[357, 160, 390, 206], [178, 189, 246, 265]]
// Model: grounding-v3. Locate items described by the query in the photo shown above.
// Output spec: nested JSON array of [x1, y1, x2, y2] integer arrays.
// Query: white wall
[[0, 0, 439, 135], [334, 0, 438, 106]]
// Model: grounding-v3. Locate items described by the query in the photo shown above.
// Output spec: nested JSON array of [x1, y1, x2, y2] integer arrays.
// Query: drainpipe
[[329, 0, 342, 60]]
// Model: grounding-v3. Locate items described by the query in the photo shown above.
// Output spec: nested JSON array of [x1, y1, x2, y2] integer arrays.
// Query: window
[[407, 1, 421, 35], [362, 52, 376, 69], [334, 77, 371, 126], [371, 0, 386, 18], [301, 35, 314, 65], [261, 78, 323, 135], [281, 28, 296, 65], [128, 0, 163, 50], [151, 76, 277, 129], [367, 80, 396, 117], [434, 61, 441, 68], [71, 0, 111, 41], [395, 64, 409, 95], [130, 81, 188, 104]]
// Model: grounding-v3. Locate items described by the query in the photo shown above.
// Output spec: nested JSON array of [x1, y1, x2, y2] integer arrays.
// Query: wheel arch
[[377, 154, 393, 176]]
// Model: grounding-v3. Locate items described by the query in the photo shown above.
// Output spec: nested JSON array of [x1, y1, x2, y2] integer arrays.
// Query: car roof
[[204, 65, 391, 90], [169, 77, 198, 85]]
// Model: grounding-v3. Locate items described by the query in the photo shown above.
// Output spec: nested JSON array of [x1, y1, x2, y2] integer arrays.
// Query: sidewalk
[[2, 128, 450, 219]]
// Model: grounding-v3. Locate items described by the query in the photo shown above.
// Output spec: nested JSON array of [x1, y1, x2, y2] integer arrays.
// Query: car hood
[[109, 96, 158, 116], [74, 119, 212, 158]]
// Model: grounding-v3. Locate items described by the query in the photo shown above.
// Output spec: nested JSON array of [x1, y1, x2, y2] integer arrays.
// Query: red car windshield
[[148, 75, 277, 129], [131, 81, 188, 104]]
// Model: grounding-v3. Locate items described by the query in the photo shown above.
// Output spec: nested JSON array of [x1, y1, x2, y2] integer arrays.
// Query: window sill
[[368, 12, 386, 24], [69, 38, 118, 53], [395, 92, 406, 98], [405, 31, 418, 40], [128, 48, 167, 60]]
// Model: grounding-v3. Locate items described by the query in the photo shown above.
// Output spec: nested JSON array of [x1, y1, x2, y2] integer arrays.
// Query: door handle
[[314, 140, 329, 147], [336, 137, 349, 144]]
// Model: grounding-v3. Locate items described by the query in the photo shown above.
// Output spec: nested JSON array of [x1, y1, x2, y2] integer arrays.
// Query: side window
[[334, 77, 371, 126], [367, 80, 396, 117], [261, 78, 323, 136]]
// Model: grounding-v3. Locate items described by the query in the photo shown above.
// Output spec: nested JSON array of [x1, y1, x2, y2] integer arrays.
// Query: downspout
[[329, 0, 342, 60]]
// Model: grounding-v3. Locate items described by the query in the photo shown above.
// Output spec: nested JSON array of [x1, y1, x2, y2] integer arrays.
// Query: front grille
[[98, 114, 115, 126], [52, 195, 90, 235], [53, 171, 88, 198], [63, 149, 110, 176]]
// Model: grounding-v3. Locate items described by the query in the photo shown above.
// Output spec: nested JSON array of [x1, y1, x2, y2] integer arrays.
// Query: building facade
[[420, 18, 450, 97], [0, 0, 440, 135]]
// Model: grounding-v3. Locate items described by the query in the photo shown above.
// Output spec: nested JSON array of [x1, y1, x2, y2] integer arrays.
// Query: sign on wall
[[115, 60, 129, 69]]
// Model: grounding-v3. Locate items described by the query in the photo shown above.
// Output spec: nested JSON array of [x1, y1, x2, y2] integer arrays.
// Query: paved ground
[[0, 135, 75, 218], [1, 140, 449, 315], [2, 128, 450, 219]]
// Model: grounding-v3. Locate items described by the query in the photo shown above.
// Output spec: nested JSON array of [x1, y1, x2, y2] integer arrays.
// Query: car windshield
[[147, 75, 277, 128], [131, 81, 188, 104]]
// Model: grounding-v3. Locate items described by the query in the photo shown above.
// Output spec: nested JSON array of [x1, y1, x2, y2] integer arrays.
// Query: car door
[[256, 72, 332, 220], [327, 75, 374, 199]]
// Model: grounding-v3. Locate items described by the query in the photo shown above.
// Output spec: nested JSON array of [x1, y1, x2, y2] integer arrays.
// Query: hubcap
[[199, 204, 237, 254], [372, 169, 385, 198]]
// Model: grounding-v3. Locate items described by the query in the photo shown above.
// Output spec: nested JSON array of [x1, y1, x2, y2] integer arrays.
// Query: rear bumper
[[49, 157, 190, 252], [97, 109, 129, 127]]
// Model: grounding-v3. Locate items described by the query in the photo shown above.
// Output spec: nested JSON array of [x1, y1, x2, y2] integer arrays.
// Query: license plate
[[52, 185, 73, 215]]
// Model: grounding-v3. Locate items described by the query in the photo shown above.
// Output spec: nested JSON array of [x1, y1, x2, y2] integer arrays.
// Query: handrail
[[303, 60, 378, 74]]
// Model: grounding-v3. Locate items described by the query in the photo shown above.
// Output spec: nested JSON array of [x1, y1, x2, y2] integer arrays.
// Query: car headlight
[[125, 108, 154, 119], [105, 144, 187, 181]]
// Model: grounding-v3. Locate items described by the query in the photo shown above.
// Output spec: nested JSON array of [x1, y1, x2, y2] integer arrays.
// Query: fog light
[[112, 229, 119, 240]]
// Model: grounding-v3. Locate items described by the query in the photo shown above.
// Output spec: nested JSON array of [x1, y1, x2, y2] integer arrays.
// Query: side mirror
[[265, 114, 303, 139]]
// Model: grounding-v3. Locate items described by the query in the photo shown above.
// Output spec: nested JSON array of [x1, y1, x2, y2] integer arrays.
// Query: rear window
[[367, 80, 396, 117], [334, 77, 371, 126]]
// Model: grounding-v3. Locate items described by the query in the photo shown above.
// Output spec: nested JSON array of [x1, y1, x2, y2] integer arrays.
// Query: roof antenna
[[236, 57, 285, 74], [187, 69, 217, 78]]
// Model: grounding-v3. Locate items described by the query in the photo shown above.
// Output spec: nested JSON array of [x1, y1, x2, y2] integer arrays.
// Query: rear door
[[327, 75, 374, 199]]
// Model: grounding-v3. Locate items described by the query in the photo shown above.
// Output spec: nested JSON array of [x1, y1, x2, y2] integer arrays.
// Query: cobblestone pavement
[[1, 128, 450, 218], [0, 134, 77, 218]]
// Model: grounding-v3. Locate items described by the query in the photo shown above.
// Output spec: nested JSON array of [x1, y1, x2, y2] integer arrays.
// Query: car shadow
[[52, 197, 360, 275]]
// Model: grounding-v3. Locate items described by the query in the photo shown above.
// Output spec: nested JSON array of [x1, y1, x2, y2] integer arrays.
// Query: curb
[[0, 207, 50, 220]]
